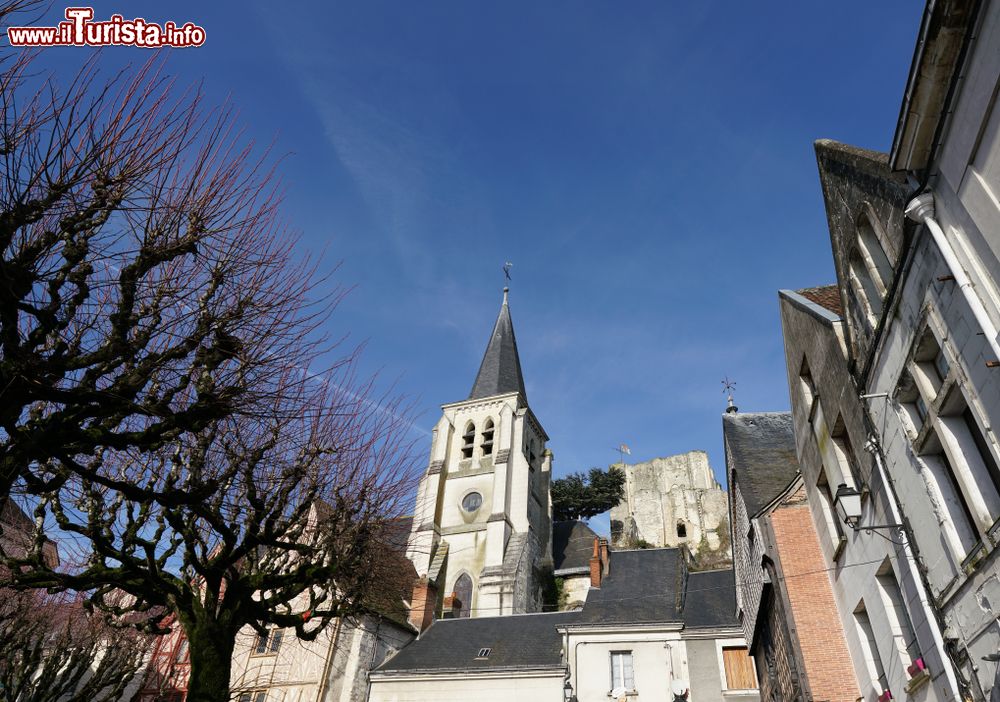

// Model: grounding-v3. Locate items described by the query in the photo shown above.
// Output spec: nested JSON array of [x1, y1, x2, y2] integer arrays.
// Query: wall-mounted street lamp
[[834, 484, 903, 534], [563, 679, 574, 701]]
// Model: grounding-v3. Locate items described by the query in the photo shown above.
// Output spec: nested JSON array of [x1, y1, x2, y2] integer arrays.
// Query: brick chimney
[[442, 592, 463, 619], [590, 537, 603, 588], [589, 537, 612, 587], [408, 577, 438, 632]]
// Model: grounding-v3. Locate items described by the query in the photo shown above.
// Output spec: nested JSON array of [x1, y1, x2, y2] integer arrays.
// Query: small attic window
[[477, 647, 492, 659], [461, 422, 475, 459], [676, 522, 687, 538]]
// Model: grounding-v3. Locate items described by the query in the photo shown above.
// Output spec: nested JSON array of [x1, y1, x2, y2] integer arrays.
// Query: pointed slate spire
[[469, 287, 528, 401]]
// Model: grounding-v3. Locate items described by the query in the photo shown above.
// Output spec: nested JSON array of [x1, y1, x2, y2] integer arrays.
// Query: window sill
[[606, 691, 637, 698], [905, 669, 931, 695], [722, 691, 760, 697], [961, 541, 987, 575]]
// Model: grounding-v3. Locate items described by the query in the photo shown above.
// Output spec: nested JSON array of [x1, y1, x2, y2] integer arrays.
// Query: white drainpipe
[[905, 192, 1000, 366]]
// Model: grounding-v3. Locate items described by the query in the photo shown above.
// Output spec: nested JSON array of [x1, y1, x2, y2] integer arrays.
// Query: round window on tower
[[462, 491, 483, 513]]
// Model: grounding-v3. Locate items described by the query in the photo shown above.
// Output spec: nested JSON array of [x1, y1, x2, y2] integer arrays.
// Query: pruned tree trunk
[[181, 613, 237, 702]]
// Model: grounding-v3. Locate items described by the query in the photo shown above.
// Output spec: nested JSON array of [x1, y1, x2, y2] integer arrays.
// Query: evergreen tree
[[551, 466, 625, 521]]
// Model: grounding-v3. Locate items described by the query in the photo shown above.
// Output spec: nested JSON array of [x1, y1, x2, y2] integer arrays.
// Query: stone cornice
[[440, 394, 517, 413]]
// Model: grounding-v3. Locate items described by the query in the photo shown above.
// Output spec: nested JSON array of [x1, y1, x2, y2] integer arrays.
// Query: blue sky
[[26, 2, 922, 533]]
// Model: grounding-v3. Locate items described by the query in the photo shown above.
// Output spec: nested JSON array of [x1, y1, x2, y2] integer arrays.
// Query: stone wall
[[609, 450, 731, 562]]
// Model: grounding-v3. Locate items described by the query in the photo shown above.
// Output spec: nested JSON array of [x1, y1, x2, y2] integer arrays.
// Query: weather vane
[[722, 376, 738, 414], [503, 261, 513, 283]]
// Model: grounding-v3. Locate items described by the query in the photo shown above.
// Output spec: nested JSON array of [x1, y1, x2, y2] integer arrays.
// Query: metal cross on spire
[[722, 376, 739, 414]]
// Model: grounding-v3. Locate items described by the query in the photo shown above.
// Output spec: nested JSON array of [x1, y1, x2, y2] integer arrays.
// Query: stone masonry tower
[[609, 450, 731, 565], [406, 289, 553, 622]]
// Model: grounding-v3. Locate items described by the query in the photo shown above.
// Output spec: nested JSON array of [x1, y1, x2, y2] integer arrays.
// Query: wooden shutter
[[723, 646, 757, 690]]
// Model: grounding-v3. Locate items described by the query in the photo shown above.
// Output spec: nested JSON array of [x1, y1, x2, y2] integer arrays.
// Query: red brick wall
[[771, 503, 859, 702]]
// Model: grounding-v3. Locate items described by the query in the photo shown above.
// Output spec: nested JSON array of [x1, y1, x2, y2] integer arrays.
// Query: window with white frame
[[831, 415, 862, 488], [875, 560, 921, 672], [846, 212, 894, 334], [857, 214, 894, 297], [848, 250, 880, 332], [896, 323, 1000, 555], [609, 650, 635, 692], [854, 600, 889, 697], [238, 692, 267, 702], [816, 468, 846, 559], [722, 646, 757, 690], [253, 628, 283, 656], [799, 356, 818, 419], [716, 639, 758, 691]]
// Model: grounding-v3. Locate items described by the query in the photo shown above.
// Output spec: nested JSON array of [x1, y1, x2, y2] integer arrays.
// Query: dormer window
[[461, 422, 476, 459], [477, 647, 492, 659], [481, 419, 494, 456]]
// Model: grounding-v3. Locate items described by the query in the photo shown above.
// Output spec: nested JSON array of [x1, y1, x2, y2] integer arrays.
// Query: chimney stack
[[408, 577, 438, 632], [442, 592, 463, 619], [590, 536, 611, 588]]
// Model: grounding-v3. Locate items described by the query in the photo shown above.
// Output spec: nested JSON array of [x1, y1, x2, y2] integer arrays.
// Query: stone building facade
[[779, 283, 957, 702], [609, 450, 731, 563], [788, 1, 1000, 697], [765, 1, 1000, 698]]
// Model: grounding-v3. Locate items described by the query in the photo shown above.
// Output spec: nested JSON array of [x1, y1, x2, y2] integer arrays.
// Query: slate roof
[[574, 548, 683, 624], [469, 292, 528, 401], [377, 547, 741, 674], [797, 284, 843, 317], [684, 569, 739, 629], [723, 412, 800, 518], [376, 611, 581, 672], [552, 520, 598, 573]]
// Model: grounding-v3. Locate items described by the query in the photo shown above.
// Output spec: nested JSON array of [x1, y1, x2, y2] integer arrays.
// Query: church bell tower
[[406, 288, 553, 620]]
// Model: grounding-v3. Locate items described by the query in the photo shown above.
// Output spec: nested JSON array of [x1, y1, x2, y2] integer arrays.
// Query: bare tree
[[0, 589, 150, 702], [0, 3, 420, 701], [12, 374, 416, 701], [0, 0, 321, 504]]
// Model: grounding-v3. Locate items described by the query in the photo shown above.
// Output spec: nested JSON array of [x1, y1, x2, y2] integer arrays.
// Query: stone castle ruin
[[610, 450, 731, 565]]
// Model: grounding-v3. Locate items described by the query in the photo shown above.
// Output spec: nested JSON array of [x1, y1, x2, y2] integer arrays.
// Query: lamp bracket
[[854, 523, 904, 534]]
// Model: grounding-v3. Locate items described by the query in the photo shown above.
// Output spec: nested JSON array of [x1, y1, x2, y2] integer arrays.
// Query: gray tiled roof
[[552, 520, 598, 573], [684, 569, 739, 628], [468, 294, 527, 401], [376, 611, 580, 672], [723, 412, 800, 518], [378, 549, 741, 674], [575, 548, 683, 624]]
